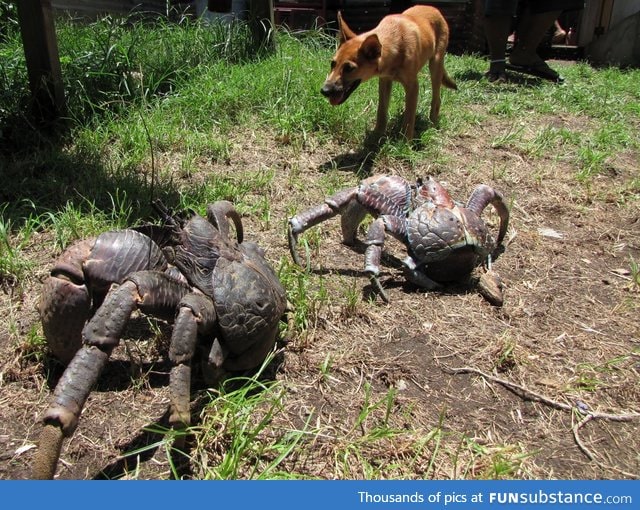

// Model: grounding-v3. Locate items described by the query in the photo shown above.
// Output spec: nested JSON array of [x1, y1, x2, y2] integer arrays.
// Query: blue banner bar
[[2, 480, 638, 510]]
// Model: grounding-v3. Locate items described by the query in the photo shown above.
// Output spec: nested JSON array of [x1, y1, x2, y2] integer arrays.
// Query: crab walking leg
[[364, 218, 385, 276], [32, 346, 109, 479], [363, 215, 406, 302], [466, 185, 510, 245], [168, 293, 216, 434], [401, 258, 442, 291], [33, 272, 190, 479], [288, 187, 363, 265], [363, 218, 389, 302]]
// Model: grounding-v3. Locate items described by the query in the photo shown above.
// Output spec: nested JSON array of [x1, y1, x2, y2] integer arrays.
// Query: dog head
[[320, 12, 382, 106]]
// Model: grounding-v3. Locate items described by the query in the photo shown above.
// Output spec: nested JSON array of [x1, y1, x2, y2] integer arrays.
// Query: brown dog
[[321, 6, 457, 140]]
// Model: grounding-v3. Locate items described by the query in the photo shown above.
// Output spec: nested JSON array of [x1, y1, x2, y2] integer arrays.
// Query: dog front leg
[[402, 78, 419, 140], [375, 78, 393, 135]]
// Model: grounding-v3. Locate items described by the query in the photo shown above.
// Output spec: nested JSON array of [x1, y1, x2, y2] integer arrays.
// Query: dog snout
[[320, 82, 337, 97]]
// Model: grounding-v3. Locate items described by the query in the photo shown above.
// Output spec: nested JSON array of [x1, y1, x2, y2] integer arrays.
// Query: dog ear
[[337, 11, 357, 44], [360, 34, 382, 61]]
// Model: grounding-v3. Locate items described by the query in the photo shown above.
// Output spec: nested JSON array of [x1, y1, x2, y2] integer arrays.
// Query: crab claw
[[466, 185, 510, 247], [207, 201, 243, 244], [39, 238, 95, 364], [477, 270, 504, 307]]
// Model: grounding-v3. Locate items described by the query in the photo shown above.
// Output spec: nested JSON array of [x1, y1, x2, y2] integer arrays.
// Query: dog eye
[[330, 60, 337, 70], [343, 63, 355, 73]]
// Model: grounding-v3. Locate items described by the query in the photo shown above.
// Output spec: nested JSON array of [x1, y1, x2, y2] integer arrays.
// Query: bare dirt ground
[[1, 73, 639, 480]]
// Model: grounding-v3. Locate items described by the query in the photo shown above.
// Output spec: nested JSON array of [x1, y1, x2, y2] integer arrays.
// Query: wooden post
[[249, 0, 275, 52], [16, 0, 66, 121]]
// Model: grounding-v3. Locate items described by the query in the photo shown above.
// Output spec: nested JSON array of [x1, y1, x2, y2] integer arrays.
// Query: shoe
[[485, 70, 507, 83], [508, 49, 564, 83], [506, 58, 564, 83]]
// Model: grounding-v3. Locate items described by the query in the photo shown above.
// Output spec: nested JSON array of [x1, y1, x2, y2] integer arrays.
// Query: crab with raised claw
[[33, 200, 287, 479], [288, 174, 509, 305]]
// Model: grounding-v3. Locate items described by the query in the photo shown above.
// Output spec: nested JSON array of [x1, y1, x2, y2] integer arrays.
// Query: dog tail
[[442, 70, 457, 90]]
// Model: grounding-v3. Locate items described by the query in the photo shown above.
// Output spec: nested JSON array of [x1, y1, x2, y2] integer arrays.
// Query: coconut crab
[[288, 174, 509, 305], [33, 200, 287, 479]]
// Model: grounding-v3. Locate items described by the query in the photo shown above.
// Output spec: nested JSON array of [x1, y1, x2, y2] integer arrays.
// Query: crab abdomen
[[357, 174, 413, 218], [83, 229, 168, 298], [39, 230, 167, 363]]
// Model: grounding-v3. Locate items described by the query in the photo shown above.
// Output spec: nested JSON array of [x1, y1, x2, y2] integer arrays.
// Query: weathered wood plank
[[51, 0, 168, 17], [17, 0, 66, 120], [249, 0, 274, 50]]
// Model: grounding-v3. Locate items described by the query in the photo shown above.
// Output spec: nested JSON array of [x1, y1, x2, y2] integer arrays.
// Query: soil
[[1, 69, 639, 480]]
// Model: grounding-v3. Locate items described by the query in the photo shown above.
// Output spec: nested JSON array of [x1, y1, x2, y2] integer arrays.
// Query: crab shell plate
[[406, 202, 495, 282], [211, 243, 287, 371]]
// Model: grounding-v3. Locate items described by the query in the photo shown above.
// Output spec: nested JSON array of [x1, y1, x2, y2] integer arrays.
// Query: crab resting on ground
[[34, 200, 287, 479], [288, 174, 509, 304]]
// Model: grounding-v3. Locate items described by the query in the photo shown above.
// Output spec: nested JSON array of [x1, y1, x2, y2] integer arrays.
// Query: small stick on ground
[[443, 365, 640, 421], [572, 414, 638, 478], [444, 365, 640, 477], [572, 414, 596, 461]]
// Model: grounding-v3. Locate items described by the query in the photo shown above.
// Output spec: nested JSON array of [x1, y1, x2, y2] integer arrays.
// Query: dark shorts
[[484, 0, 584, 17]]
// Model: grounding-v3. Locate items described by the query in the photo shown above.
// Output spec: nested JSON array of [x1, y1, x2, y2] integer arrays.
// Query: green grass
[[190, 365, 304, 479], [277, 258, 328, 335], [1, 12, 639, 480], [116, 353, 312, 480], [453, 437, 533, 479], [0, 203, 37, 284], [3, 18, 639, 220], [629, 255, 640, 291], [569, 354, 632, 392]]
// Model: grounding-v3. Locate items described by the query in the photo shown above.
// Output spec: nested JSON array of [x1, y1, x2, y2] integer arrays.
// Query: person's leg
[[552, 20, 567, 44], [483, 0, 518, 80], [485, 15, 512, 78], [509, 9, 560, 65]]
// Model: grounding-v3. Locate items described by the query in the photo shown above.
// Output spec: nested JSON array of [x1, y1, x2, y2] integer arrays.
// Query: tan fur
[[321, 6, 457, 140]]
